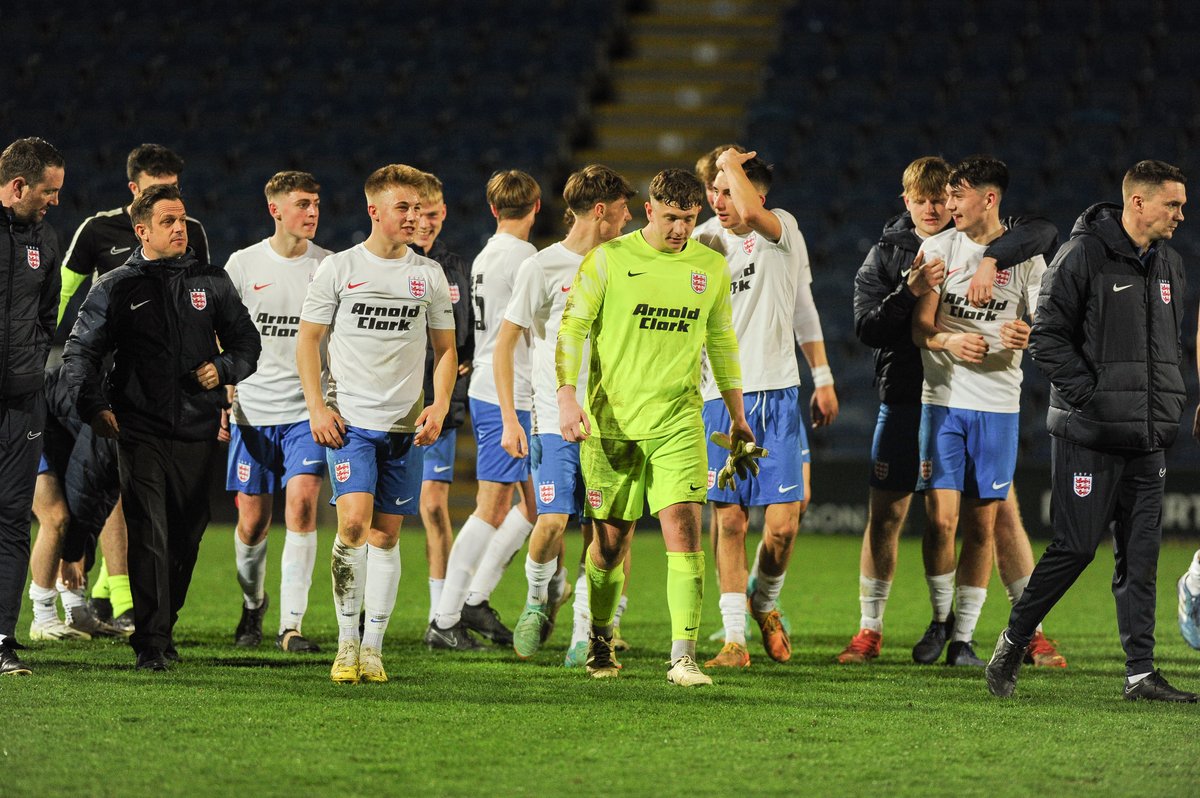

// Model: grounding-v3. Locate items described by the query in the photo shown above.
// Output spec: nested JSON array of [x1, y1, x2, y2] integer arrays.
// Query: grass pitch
[[7, 528, 1200, 796]]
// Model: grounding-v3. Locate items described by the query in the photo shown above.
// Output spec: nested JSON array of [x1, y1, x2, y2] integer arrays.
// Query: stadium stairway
[[575, 0, 792, 202]]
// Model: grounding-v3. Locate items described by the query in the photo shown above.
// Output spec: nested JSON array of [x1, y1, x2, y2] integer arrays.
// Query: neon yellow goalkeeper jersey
[[556, 229, 741, 440]]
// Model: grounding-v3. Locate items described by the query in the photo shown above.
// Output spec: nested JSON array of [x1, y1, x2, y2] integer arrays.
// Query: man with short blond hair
[[298, 164, 456, 683]]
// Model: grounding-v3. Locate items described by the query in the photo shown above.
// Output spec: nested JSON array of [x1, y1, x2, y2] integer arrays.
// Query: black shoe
[[163, 645, 181, 664], [0, 640, 32, 676], [461, 600, 514, 646], [91, 597, 114, 623], [985, 629, 1025, 697], [234, 594, 269, 647], [277, 629, 321, 653], [912, 612, 953, 664], [424, 620, 484, 651], [135, 649, 170, 671], [946, 639, 986, 667], [1124, 669, 1199, 703]]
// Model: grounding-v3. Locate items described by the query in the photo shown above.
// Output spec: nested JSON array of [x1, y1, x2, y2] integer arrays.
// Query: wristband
[[811, 365, 834, 387]]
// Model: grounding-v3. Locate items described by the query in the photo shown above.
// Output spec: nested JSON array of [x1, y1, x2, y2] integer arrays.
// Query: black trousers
[[0, 391, 45, 640], [1008, 437, 1164, 676], [118, 431, 215, 655]]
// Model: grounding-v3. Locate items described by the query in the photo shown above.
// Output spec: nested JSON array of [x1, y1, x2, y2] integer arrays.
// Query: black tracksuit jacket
[[1, 206, 60, 399]]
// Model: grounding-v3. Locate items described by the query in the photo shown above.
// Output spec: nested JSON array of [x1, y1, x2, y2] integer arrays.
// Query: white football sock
[[926, 571, 955, 622], [29, 582, 58, 625], [465, 507, 533, 606], [525, 554, 557, 605], [1186, 550, 1200, 595], [614, 594, 628, 627], [362, 543, 401, 651], [235, 535, 268, 609], [858, 575, 892, 633], [750, 570, 786, 614], [670, 639, 696, 663], [433, 515, 496, 627], [719, 592, 747, 645], [278, 530, 317, 634], [1004, 575, 1044, 633], [952, 585, 988, 642], [428, 578, 444, 623], [1126, 671, 1152, 685], [331, 539, 367, 643], [571, 571, 590, 644]]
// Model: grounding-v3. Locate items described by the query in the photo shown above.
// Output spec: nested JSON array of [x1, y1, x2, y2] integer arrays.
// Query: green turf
[[7, 528, 1200, 796]]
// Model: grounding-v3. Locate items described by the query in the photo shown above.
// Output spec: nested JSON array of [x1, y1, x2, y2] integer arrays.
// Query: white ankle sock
[[719, 592, 747, 645], [571, 572, 590, 644], [29, 582, 58, 624], [428, 578, 444, 623], [362, 543, 401, 651], [750, 571, 785, 614], [952, 585, 988, 642], [278, 530, 317, 634], [235, 535, 268, 609], [433, 515, 496, 627], [858, 575, 892, 632], [614, 594, 628, 627], [525, 554, 557, 605], [331, 539, 367, 643], [926, 571, 955, 622], [670, 639, 696, 662], [465, 507, 533, 606]]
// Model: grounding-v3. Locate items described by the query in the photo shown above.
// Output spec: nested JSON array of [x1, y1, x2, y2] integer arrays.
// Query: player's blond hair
[[900, 156, 951, 200], [562, 165, 636, 224], [486, 170, 540, 220], [695, 143, 744, 186], [364, 164, 427, 202], [265, 170, 320, 200], [420, 171, 445, 205]]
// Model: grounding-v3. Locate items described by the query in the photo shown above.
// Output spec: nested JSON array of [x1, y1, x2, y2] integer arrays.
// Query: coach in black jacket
[[987, 161, 1195, 702], [0, 137, 65, 676], [64, 183, 260, 671]]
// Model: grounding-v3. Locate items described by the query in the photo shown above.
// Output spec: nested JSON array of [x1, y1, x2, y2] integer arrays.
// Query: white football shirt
[[301, 243, 455, 432], [504, 242, 589, 435], [918, 227, 1046, 413], [700, 209, 812, 400], [226, 239, 332, 426], [468, 232, 537, 410]]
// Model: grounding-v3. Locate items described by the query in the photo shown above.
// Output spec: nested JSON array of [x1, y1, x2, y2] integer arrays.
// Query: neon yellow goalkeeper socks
[[666, 551, 705, 642]]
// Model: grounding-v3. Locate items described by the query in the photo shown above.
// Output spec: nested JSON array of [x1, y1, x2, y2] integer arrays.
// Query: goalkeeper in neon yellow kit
[[555, 169, 754, 687]]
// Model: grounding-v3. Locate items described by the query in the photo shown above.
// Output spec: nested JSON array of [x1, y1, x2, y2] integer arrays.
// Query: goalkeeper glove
[[709, 431, 769, 491]]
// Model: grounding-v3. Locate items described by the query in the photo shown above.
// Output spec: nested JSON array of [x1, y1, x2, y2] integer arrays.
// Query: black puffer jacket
[[62, 247, 261, 441], [1031, 203, 1186, 453], [1, 206, 60, 398], [417, 238, 474, 429], [853, 213, 1060, 404]]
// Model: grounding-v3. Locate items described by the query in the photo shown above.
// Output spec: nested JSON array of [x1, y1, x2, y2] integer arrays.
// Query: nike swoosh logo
[[778, 484, 798, 493], [433, 465, 452, 473], [688, 483, 704, 491], [27, 431, 42, 440], [561, 286, 571, 292], [1113, 284, 1133, 292], [347, 281, 368, 289], [684, 625, 698, 632], [627, 271, 646, 277], [900, 268, 912, 279], [131, 300, 151, 310], [1160, 468, 1167, 477], [110, 246, 131, 255], [302, 458, 322, 465], [992, 481, 1011, 490], [946, 268, 961, 277], [253, 283, 273, 291], [394, 497, 413, 506]]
